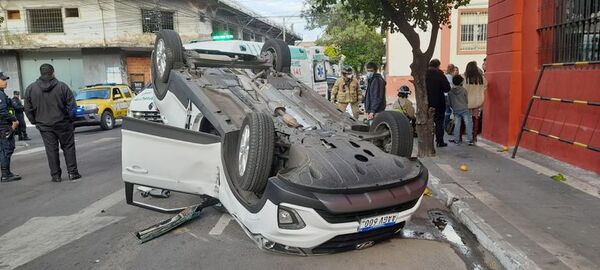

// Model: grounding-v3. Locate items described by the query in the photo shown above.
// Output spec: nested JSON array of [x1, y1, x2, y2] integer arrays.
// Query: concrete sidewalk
[[422, 139, 600, 270]]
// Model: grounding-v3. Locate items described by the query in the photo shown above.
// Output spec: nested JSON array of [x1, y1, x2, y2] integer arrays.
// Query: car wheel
[[100, 111, 115, 130], [235, 112, 275, 193], [370, 111, 414, 157], [152, 29, 184, 101], [260, 39, 291, 73]]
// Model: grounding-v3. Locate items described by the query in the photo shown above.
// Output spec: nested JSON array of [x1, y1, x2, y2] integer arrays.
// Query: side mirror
[[113, 94, 123, 99]]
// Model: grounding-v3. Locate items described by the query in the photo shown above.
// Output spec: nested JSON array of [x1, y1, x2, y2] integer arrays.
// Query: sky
[[234, 0, 324, 41]]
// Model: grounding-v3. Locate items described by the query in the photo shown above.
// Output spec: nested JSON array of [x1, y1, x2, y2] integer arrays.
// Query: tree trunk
[[411, 55, 436, 157]]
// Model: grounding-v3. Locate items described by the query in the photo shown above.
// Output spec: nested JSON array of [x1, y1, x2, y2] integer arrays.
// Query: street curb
[[428, 174, 541, 270]]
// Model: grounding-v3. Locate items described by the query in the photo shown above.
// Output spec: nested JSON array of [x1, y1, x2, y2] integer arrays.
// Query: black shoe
[[449, 140, 460, 144], [468, 141, 475, 146], [21, 136, 31, 141], [68, 172, 82, 181], [51, 176, 62, 182], [437, 142, 448, 147], [1, 167, 21, 182]]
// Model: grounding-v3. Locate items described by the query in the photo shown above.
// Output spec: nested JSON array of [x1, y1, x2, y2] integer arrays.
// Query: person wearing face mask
[[364, 62, 386, 123], [331, 66, 362, 119], [0, 71, 22, 183]]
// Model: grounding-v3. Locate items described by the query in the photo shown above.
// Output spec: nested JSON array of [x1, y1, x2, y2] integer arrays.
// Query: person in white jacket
[[462, 61, 487, 142]]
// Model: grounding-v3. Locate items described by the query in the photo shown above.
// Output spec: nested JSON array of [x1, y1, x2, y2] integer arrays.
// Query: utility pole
[[282, 17, 286, 42]]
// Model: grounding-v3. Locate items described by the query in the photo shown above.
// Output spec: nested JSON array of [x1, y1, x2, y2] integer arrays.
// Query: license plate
[[358, 212, 401, 232]]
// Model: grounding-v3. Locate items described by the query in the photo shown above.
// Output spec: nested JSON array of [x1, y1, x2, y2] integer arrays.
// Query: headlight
[[278, 206, 305, 230], [82, 104, 98, 111]]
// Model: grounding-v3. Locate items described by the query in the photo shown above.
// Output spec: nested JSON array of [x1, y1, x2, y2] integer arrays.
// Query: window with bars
[[538, 0, 600, 64], [141, 9, 174, 33], [458, 10, 488, 53], [27, 8, 64, 33]]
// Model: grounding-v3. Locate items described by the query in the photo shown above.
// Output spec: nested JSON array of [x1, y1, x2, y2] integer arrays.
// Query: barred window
[[458, 10, 488, 53], [141, 9, 174, 33], [27, 8, 63, 33], [539, 0, 600, 64]]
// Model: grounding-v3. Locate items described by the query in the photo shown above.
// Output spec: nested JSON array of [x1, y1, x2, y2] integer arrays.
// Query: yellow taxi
[[74, 83, 135, 130]]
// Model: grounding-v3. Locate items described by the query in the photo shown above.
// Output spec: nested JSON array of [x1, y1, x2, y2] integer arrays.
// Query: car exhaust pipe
[[274, 107, 302, 128]]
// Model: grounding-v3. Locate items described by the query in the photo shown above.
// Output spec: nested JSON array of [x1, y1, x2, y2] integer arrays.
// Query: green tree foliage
[[305, 2, 384, 73], [308, 0, 470, 156]]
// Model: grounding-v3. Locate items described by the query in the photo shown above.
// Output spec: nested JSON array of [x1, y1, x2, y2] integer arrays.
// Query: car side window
[[112, 88, 123, 100], [121, 87, 132, 98]]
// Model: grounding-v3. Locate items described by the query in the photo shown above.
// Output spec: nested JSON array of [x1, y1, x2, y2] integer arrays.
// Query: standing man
[[426, 59, 451, 147], [24, 64, 81, 182], [331, 66, 362, 119], [364, 62, 386, 123], [0, 71, 22, 182], [11, 91, 31, 141]]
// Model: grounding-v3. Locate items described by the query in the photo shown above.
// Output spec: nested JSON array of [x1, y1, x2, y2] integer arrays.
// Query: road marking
[[478, 139, 600, 199], [13, 137, 119, 156], [13, 147, 46, 156], [208, 213, 233, 235], [0, 189, 125, 270], [438, 164, 598, 270]]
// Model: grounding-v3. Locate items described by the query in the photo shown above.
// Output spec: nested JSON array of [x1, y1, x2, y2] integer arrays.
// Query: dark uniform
[[11, 92, 30, 141], [0, 71, 22, 182]]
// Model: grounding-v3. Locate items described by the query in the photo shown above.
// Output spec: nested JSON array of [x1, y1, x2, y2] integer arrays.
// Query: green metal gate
[[19, 51, 84, 94]]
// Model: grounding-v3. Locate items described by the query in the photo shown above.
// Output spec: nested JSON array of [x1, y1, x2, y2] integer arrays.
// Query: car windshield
[[76, 88, 110, 101]]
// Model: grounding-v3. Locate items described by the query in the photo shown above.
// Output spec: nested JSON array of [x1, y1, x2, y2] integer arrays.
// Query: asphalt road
[[0, 126, 497, 270]]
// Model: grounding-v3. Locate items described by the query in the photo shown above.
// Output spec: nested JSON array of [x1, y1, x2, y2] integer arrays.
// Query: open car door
[[122, 117, 222, 213]]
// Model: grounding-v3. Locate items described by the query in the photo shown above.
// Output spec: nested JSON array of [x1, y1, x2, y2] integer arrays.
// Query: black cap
[[0, 71, 9, 80]]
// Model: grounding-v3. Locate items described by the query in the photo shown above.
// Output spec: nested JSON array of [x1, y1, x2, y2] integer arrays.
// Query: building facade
[[385, 0, 489, 99], [0, 0, 300, 93], [485, 0, 600, 173]]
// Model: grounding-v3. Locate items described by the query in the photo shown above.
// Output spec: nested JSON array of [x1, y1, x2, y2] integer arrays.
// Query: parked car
[[74, 83, 134, 130], [122, 30, 427, 255], [127, 86, 162, 123]]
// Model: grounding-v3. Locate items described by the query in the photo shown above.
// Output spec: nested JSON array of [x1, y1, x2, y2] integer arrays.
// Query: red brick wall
[[126, 57, 152, 85]]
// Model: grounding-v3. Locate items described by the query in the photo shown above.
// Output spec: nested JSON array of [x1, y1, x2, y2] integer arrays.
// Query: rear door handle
[[126, 166, 148, 174]]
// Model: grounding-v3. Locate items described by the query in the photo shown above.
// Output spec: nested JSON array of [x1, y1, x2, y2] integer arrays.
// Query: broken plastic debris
[[423, 187, 432, 196], [94, 259, 100, 263], [497, 146, 509, 152], [551, 173, 567, 182], [459, 165, 468, 172]]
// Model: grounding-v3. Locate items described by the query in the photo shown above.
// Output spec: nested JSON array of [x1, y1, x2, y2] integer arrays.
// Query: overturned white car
[[122, 30, 428, 254]]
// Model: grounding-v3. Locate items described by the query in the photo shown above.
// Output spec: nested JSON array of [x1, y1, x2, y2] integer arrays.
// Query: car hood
[[76, 99, 109, 106]]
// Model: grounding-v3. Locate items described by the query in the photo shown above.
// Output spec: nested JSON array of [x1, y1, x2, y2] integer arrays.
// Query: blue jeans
[[453, 110, 473, 142]]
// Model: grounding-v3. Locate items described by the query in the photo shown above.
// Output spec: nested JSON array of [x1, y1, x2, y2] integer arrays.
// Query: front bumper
[[238, 196, 422, 255], [73, 113, 101, 126], [221, 160, 428, 255]]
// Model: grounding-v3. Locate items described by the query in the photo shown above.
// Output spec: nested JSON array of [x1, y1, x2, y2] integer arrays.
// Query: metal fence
[[538, 0, 600, 64], [141, 9, 174, 33]]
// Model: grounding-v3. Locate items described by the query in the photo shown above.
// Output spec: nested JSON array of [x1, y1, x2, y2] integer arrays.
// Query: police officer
[[0, 71, 22, 182], [331, 66, 362, 119], [11, 91, 31, 141]]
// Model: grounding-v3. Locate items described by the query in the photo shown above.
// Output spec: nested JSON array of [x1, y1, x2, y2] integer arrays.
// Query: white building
[[385, 0, 488, 99], [0, 0, 300, 92]]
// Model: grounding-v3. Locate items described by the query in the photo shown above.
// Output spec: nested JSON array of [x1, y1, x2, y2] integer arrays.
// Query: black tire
[[370, 111, 414, 157], [100, 111, 114, 130], [235, 113, 275, 193], [152, 30, 184, 100], [260, 39, 291, 73]]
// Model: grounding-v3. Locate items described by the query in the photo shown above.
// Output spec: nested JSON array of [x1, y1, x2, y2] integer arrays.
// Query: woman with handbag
[[462, 61, 487, 142]]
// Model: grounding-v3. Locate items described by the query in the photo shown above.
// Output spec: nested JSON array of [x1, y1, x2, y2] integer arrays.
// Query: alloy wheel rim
[[238, 125, 250, 176], [375, 123, 392, 153], [156, 39, 167, 78]]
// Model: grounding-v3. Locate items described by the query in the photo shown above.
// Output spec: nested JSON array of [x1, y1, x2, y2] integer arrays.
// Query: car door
[[111, 87, 127, 117], [120, 86, 134, 116], [121, 117, 221, 198]]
